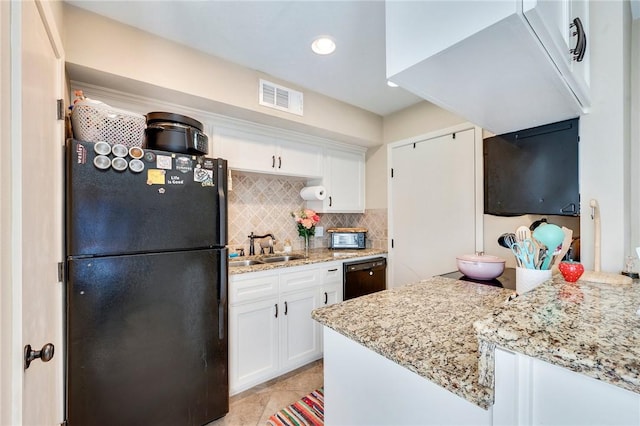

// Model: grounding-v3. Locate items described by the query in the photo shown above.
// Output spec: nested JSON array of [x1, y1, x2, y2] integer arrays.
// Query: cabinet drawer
[[322, 262, 342, 285], [230, 273, 279, 305], [279, 268, 322, 293]]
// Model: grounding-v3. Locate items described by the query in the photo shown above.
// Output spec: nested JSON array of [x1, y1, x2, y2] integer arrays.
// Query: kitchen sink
[[259, 255, 305, 263], [229, 259, 265, 267]]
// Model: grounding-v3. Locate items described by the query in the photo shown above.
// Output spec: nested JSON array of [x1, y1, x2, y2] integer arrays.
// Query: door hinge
[[452, 133, 456, 139], [390, 168, 394, 178], [391, 239, 394, 249], [57, 262, 65, 283], [56, 99, 65, 120]]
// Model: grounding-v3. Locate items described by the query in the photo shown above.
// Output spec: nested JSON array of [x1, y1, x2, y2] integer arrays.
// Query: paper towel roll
[[300, 186, 326, 201]]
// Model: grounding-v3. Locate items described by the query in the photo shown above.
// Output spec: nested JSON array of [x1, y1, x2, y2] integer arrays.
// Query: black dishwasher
[[343, 257, 387, 300]]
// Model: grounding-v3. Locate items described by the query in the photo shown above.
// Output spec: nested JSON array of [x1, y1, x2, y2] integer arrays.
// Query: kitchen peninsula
[[312, 275, 640, 425]]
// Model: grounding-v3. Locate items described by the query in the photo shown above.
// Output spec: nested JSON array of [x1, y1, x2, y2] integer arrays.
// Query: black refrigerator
[[65, 139, 228, 425]]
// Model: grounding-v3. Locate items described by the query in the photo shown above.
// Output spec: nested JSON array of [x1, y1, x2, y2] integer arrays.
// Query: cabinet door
[[523, 0, 590, 105], [214, 127, 277, 174], [280, 288, 322, 372], [277, 139, 323, 178], [229, 297, 279, 394], [321, 262, 343, 306], [322, 149, 365, 213], [320, 282, 341, 307]]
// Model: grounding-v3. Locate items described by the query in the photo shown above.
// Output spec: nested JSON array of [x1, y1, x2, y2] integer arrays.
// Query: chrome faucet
[[248, 232, 276, 255]]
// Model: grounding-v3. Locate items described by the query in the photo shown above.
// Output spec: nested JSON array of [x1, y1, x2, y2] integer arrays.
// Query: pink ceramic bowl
[[456, 254, 506, 280]]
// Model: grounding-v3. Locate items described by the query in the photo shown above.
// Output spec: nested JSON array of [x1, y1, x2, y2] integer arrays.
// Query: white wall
[[62, 4, 383, 149], [631, 19, 640, 262], [0, 3, 11, 424]]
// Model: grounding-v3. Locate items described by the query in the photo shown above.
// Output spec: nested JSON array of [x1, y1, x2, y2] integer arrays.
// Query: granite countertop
[[474, 274, 640, 396], [228, 247, 386, 275], [311, 277, 514, 409]]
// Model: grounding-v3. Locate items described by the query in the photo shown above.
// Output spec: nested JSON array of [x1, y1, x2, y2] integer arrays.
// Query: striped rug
[[267, 388, 324, 426]]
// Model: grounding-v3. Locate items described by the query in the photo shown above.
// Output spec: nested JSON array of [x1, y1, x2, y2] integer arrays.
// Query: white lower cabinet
[[229, 261, 344, 395], [230, 296, 279, 390], [279, 287, 321, 372]]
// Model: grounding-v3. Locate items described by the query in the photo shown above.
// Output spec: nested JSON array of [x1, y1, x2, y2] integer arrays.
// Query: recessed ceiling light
[[387, 80, 399, 88], [311, 36, 336, 55]]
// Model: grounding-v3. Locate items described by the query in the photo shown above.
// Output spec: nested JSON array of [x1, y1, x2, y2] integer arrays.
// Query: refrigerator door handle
[[217, 160, 228, 246], [218, 248, 228, 340]]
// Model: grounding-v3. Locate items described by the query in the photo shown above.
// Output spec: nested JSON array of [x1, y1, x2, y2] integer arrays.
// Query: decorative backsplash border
[[228, 172, 387, 254]]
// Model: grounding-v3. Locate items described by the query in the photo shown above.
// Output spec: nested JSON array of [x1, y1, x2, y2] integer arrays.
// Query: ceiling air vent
[[259, 79, 303, 116]]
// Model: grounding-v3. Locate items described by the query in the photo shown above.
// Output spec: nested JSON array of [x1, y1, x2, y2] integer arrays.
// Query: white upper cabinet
[[306, 148, 365, 213], [385, 0, 590, 135], [213, 125, 323, 178], [277, 138, 323, 177], [523, 0, 590, 105]]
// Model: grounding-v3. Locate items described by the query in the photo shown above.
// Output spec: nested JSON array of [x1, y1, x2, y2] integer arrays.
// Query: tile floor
[[208, 360, 324, 426]]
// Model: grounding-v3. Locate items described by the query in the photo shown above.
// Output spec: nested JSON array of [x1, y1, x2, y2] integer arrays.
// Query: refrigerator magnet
[[156, 155, 173, 170], [194, 168, 213, 186], [147, 169, 166, 185]]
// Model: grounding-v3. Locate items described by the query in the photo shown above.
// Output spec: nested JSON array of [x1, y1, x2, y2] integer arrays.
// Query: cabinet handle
[[328, 268, 338, 272], [324, 292, 328, 304], [570, 17, 586, 62], [284, 301, 288, 315], [278, 156, 282, 169], [329, 196, 332, 207], [275, 303, 278, 318], [272, 155, 276, 168]]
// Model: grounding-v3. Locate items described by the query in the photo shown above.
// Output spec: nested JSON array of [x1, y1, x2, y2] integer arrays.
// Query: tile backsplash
[[228, 171, 387, 254]]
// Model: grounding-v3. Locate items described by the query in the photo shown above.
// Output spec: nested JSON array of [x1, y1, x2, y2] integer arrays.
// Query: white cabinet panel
[[213, 126, 322, 178], [307, 148, 365, 213], [215, 126, 277, 174], [493, 348, 640, 425], [229, 271, 278, 305], [229, 296, 279, 393], [280, 288, 321, 371], [277, 138, 323, 178], [279, 267, 322, 293], [319, 261, 342, 307], [523, 0, 590, 106]]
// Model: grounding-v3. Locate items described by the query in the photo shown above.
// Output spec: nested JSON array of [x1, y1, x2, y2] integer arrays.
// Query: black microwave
[[328, 229, 366, 249]]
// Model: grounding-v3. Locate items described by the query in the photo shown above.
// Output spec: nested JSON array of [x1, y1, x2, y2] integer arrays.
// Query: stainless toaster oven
[[328, 228, 367, 249]]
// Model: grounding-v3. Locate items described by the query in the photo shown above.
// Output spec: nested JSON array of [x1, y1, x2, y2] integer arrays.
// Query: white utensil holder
[[516, 267, 552, 295]]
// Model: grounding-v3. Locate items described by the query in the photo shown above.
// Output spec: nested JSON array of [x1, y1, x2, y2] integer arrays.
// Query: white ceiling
[[65, 0, 423, 116]]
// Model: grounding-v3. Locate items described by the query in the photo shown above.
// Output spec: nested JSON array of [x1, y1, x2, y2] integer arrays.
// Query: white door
[[390, 128, 477, 287], [1, 1, 64, 424]]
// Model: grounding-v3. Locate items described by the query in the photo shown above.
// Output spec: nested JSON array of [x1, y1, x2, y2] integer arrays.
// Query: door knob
[[24, 343, 54, 370]]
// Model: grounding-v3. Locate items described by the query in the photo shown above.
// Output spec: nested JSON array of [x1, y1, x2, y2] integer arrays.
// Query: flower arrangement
[[291, 208, 320, 238]]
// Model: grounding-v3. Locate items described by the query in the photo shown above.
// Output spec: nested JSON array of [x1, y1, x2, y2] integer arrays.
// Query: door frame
[[386, 122, 483, 287], [0, 1, 65, 424]]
